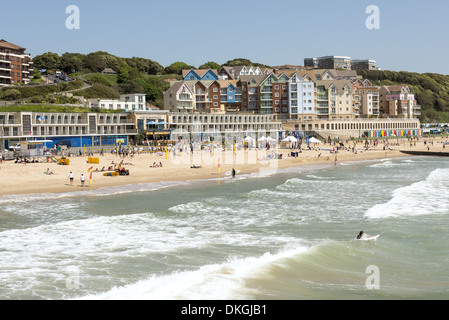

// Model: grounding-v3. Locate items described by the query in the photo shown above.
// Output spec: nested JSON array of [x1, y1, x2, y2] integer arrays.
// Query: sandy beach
[[0, 137, 447, 197]]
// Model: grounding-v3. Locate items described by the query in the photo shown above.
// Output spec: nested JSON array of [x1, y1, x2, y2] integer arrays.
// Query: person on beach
[[69, 172, 74, 186], [80, 174, 85, 187], [232, 168, 236, 178]]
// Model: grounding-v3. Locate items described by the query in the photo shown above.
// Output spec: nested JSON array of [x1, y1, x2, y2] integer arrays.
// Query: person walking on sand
[[69, 172, 74, 186], [80, 174, 85, 187]]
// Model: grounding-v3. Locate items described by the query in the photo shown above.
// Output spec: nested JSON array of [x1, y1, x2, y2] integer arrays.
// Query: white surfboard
[[358, 234, 380, 241]]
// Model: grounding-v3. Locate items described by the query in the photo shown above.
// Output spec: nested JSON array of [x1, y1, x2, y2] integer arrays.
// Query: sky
[[1, 0, 448, 74]]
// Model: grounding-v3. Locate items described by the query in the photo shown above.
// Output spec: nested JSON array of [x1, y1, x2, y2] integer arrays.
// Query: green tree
[[125, 57, 164, 75], [223, 58, 270, 68], [59, 52, 84, 73], [199, 61, 221, 70], [2, 89, 22, 100], [164, 61, 195, 75], [83, 52, 108, 73], [32, 52, 61, 71], [117, 64, 140, 83]]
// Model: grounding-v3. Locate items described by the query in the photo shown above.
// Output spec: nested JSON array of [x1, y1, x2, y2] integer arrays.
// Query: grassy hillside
[[0, 79, 85, 100]]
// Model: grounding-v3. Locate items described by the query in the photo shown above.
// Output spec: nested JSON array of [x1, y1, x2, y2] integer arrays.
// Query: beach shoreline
[[0, 137, 446, 197]]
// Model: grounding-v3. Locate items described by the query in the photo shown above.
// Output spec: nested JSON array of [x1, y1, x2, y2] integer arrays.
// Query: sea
[[1, 155, 448, 301]]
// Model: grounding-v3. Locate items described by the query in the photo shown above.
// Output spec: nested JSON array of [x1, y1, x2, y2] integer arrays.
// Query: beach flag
[[218, 157, 220, 173], [88, 166, 93, 185]]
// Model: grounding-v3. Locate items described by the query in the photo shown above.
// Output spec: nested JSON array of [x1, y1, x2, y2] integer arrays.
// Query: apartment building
[[305, 56, 352, 70], [88, 93, 147, 111], [305, 56, 378, 71], [164, 68, 420, 122], [238, 74, 265, 113], [351, 59, 377, 70], [379, 85, 420, 118], [287, 71, 316, 121], [219, 80, 241, 112], [316, 80, 354, 120], [0, 39, 34, 86], [352, 79, 380, 118], [164, 81, 195, 112]]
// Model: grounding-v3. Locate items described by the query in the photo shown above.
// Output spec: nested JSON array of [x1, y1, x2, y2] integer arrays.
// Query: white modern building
[[88, 93, 147, 111], [288, 72, 316, 120]]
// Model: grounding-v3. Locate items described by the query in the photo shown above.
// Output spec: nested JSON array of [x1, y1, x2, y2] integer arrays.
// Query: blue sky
[[1, 0, 448, 74]]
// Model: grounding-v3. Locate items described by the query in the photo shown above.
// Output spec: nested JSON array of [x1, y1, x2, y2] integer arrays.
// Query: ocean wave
[[76, 245, 311, 300], [368, 160, 397, 168], [364, 168, 449, 219]]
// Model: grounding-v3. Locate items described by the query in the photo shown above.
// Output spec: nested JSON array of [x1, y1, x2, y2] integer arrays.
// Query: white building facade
[[288, 73, 316, 120], [88, 93, 146, 111]]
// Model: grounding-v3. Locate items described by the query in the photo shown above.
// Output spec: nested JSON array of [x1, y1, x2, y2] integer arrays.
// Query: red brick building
[[0, 39, 34, 87]]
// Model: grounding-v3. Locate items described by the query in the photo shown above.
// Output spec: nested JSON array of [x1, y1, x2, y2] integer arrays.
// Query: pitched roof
[[182, 69, 218, 78], [388, 85, 409, 92], [239, 74, 268, 86], [316, 79, 354, 91], [219, 66, 237, 79], [281, 70, 317, 81], [218, 79, 239, 87], [0, 39, 25, 50]]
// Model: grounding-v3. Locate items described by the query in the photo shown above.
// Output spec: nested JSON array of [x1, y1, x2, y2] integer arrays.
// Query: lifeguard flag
[[88, 167, 93, 185]]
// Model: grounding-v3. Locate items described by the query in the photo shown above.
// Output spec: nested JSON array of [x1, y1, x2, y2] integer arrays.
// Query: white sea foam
[[77, 245, 310, 300], [365, 168, 449, 219], [0, 180, 191, 205]]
